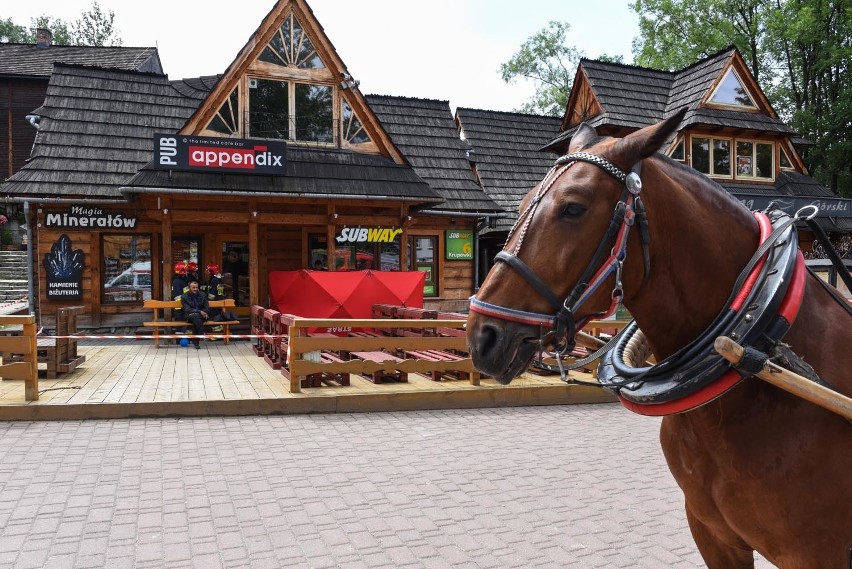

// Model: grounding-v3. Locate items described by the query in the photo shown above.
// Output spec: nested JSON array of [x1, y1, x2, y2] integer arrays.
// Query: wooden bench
[[142, 299, 240, 348], [39, 306, 86, 379], [395, 307, 438, 337], [350, 350, 408, 383], [402, 348, 474, 381], [290, 351, 351, 388]]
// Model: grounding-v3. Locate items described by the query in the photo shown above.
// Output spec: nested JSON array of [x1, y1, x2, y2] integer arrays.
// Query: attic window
[[248, 78, 333, 143], [709, 68, 756, 109], [260, 13, 324, 69], [342, 100, 371, 145], [205, 87, 240, 136], [780, 147, 794, 170]]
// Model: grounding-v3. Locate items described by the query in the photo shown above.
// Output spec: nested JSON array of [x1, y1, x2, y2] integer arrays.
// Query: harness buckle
[[612, 260, 624, 302]]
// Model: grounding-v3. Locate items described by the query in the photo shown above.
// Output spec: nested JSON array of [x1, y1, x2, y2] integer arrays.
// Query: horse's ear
[[617, 107, 688, 161], [569, 122, 599, 152]]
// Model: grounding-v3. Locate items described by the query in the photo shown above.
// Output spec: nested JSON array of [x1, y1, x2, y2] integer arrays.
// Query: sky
[[4, 0, 641, 112]]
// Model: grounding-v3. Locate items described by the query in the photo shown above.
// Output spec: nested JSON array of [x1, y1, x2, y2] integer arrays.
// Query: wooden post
[[161, 208, 172, 304], [714, 336, 852, 421], [23, 318, 37, 401], [249, 216, 259, 307]]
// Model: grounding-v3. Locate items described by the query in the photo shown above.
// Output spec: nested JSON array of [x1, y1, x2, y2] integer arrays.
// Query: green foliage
[[1, 227, 12, 246], [500, 21, 583, 116], [71, 1, 121, 47], [0, 1, 120, 46], [631, 0, 852, 197], [0, 17, 29, 43]]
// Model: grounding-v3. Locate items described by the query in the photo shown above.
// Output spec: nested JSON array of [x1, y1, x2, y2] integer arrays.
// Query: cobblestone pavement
[[0, 404, 773, 568]]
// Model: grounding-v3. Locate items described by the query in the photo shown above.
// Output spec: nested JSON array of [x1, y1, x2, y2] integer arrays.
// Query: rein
[[469, 152, 648, 353]]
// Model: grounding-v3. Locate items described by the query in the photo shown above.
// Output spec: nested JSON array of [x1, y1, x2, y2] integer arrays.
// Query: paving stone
[[0, 406, 777, 568]]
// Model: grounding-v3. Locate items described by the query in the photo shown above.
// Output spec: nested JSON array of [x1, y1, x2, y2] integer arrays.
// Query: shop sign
[[445, 230, 473, 260], [45, 206, 138, 229], [735, 194, 852, 218], [335, 227, 402, 244], [153, 134, 287, 175], [43, 234, 83, 300]]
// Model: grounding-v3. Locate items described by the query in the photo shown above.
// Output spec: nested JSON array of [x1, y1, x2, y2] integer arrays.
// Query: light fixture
[[163, 208, 169, 215]]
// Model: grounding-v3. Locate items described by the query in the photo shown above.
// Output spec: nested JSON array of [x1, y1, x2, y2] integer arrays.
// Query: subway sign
[[445, 230, 473, 260], [336, 227, 403, 244], [153, 134, 287, 175]]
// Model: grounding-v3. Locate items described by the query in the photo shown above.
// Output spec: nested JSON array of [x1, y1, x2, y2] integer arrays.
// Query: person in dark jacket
[[181, 279, 210, 349], [205, 262, 228, 334]]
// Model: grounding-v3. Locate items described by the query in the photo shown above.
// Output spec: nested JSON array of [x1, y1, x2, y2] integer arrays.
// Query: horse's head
[[468, 110, 686, 383]]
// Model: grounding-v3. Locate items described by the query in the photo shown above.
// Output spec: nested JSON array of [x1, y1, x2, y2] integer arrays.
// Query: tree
[[500, 21, 584, 116], [631, 0, 852, 197], [0, 1, 120, 46], [71, 1, 121, 47]]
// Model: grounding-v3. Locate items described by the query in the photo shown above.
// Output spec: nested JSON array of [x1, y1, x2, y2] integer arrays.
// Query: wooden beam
[[249, 217, 259, 307], [161, 205, 172, 302], [714, 336, 852, 421]]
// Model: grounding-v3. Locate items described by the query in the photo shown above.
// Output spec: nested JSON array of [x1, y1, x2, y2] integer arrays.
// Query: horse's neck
[[625, 166, 759, 360]]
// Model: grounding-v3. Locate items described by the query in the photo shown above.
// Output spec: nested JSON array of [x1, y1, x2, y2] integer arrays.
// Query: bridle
[[469, 151, 650, 353]]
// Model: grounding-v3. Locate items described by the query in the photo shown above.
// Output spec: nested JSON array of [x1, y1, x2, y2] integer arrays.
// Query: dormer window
[[708, 68, 756, 109], [780, 147, 794, 170]]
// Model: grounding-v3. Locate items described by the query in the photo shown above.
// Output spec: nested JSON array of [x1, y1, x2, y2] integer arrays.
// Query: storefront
[[4, 0, 501, 329]]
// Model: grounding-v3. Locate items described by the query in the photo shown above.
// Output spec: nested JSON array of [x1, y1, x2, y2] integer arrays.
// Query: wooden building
[[0, 0, 501, 329]]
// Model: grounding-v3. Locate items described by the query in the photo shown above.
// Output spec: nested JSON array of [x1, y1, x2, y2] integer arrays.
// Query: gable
[[699, 51, 773, 117], [180, 0, 405, 163]]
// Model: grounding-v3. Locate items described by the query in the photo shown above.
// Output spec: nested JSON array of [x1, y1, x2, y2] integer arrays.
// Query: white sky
[[4, 0, 640, 112]]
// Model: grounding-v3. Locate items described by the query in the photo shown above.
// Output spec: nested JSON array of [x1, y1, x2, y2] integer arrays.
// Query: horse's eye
[[560, 203, 587, 218]]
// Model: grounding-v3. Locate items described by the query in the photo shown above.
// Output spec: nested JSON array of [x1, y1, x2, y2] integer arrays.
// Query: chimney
[[35, 28, 53, 48]]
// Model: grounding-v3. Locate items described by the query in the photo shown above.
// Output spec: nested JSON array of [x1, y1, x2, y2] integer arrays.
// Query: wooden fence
[[279, 316, 478, 393]]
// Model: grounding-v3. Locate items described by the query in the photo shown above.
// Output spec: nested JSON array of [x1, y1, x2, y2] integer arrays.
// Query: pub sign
[[153, 134, 287, 175]]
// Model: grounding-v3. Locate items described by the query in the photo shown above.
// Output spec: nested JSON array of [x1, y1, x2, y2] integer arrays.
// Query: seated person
[[180, 280, 210, 349]]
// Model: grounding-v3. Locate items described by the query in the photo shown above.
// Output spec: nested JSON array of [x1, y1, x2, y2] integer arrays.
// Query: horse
[[467, 109, 852, 568]]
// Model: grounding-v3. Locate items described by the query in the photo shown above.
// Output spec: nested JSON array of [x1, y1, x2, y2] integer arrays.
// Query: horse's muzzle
[[467, 320, 538, 384]]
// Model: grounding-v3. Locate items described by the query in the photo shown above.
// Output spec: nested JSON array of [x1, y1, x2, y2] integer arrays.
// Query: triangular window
[[709, 68, 756, 108], [342, 100, 371, 145], [205, 87, 240, 136], [780, 147, 794, 169], [260, 13, 324, 69]]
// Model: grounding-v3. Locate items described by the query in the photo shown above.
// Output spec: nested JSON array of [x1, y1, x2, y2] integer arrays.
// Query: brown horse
[[467, 111, 852, 568]]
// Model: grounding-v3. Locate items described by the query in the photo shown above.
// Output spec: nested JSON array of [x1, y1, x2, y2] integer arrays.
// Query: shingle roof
[[365, 95, 503, 215], [545, 47, 796, 152], [2, 64, 201, 199], [0, 43, 162, 77], [2, 64, 441, 205], [455, 108, 562, 232]]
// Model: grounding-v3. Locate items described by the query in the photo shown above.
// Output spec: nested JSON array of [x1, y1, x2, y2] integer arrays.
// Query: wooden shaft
[[714, 336, 852, 421]]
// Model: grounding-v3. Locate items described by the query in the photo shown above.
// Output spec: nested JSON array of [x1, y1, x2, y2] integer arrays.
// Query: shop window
[[708, 68, 756, 109], [335, 242, 399, 271], [259, 13, 324, 69], [736, 141, 774, 180], [409, 236, 438, 297], [205, 87, 240, 136], [308, 234, 328, 270], [102, 234, 152, 304]]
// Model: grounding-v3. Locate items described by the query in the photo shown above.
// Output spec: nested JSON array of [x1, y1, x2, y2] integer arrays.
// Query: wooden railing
[[0, 315, 38, 400], [280, 316, 478, 393]]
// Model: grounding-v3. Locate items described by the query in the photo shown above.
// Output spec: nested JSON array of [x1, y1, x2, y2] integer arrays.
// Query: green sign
[[445, 230, 473, 260]]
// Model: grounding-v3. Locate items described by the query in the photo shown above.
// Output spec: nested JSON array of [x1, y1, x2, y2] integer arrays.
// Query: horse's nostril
[[475, 324, 499, 359]]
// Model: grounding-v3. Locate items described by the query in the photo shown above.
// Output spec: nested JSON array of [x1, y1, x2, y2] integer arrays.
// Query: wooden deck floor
[[0, 339, 615, 421]]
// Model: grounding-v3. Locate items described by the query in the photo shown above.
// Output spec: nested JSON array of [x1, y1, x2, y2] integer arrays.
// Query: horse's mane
[[648, 152, 755, 220]]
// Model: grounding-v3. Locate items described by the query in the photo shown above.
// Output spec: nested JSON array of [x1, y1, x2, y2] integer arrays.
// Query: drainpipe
[[23, 201, 35, 318]]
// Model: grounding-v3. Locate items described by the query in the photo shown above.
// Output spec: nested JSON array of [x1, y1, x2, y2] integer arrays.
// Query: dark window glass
[[713, 139, 730, 176], [249, 78, 290, 139], [691, 138, 710, 174], [756, 143, 773, 178], [670, 140, 685, 161], [342, 101, 371, 144], [295, 83, 333, 143], [207, 88, 239, 135]]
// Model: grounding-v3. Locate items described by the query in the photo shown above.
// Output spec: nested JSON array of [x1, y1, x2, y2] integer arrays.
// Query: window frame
[[690, 135, 733, 179], [707, 68, 757, 111], [735, 139, 774, 181], [690, 135, 776, 182]]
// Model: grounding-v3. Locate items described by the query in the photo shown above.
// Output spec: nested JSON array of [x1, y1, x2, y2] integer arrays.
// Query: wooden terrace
[[0, 336, 613, 421]]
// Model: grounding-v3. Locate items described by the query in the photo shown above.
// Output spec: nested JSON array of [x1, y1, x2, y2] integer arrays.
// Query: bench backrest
[[143, 299, 237, 310]]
